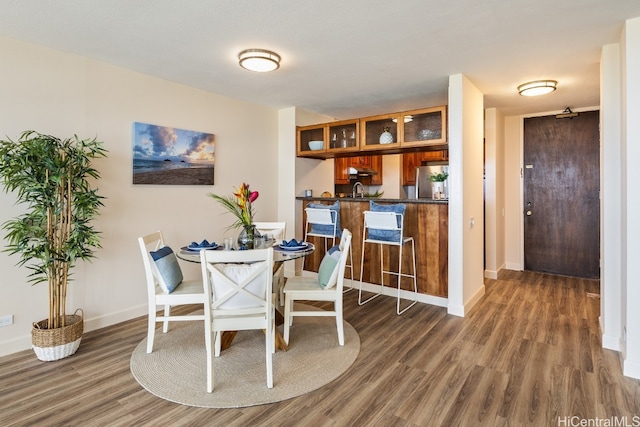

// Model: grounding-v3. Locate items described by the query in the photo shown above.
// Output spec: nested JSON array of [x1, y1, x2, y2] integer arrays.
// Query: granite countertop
[[296, 196, 448, 204]]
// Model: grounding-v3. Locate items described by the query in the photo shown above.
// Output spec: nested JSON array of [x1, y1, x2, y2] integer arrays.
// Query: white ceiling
[[2, 0, 640, 119]]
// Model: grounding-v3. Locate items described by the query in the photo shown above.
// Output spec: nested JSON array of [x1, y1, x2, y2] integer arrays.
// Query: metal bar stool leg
[[343, 244, 354, 293], [397, 238, 418, 315], [358, 239, 383, 305]]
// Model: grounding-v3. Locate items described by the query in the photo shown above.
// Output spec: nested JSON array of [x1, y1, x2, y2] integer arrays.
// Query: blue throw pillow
[[317, 245, 342, 289], [307, 201, 341, 238], [149, 246, 183, 293], [368, 201, 406, 243]]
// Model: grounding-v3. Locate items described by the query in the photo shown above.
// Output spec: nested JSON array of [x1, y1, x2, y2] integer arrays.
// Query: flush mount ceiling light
[[518, 80, 557, 96], [238, 49, 281, 72]]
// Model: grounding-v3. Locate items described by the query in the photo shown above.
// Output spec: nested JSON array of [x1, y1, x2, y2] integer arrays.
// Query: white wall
[[0, 37, 281, 355], [600, 43, 623, 351], [447, 74, 486, 316], [484, 108, 506, 279], [622, 17, 640, 379]]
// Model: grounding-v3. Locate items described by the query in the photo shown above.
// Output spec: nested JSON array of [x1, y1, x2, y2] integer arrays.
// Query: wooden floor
[[2, 270, 639, 426]]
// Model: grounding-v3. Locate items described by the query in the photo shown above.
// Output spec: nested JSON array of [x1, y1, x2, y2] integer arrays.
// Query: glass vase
[[237, 224, 262, 249]]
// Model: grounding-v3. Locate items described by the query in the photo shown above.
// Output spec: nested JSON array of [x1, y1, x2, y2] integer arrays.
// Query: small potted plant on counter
[[0, 131, 107, 361], [429, 171, 449, 199]]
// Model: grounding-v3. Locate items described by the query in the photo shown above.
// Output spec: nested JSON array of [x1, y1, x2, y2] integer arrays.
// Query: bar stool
[[304, 203, 353, 292], [358, 204, 417, 314]]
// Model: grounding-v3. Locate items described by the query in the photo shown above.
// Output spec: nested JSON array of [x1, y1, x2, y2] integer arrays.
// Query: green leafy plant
[[0, 131, 107, 329], [209, 182, 259, 230], [429, 171, 449, 182]]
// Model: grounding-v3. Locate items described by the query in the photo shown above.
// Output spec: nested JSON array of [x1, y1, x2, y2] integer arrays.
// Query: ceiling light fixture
[[517, 80, 557, 96], [238, 49, 281, 72]]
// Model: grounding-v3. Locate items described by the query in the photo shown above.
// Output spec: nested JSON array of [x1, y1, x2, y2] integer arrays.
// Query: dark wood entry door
[[523, 111, 600, 278]]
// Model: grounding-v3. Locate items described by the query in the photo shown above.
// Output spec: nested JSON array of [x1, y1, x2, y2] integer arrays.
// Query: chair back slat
[[305, 208, 335, 225], [200, 248, 274, 314], [254, 221, 286, 241]]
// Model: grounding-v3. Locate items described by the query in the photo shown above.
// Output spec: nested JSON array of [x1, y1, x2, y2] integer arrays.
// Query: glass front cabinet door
[[296, 124, 327, 157], [400, 106, 447, 148], [360, 113, 401, 151], [327, 119, 359, 154]]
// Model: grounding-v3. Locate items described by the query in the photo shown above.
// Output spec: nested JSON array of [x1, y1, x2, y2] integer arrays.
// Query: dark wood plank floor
[[1, 270, 639, 426]]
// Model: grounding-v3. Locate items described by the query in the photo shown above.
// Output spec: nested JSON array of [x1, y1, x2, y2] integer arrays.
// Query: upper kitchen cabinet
[[328, 119, 359, 154], [360, 106, 447, 152], [401, 106, 447, 147], [297, 119, 359, 159], [297, 124, 327, 157], [296, 105, 447, 158], [360, 112, 401, 151]]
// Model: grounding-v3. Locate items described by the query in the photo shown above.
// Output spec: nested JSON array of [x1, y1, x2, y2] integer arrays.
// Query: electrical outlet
[[0, 314, 13, 327]]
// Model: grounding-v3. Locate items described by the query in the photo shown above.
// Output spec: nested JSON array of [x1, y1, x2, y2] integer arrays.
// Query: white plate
[[278, 243, 309, 251], [184, 244, 218, 251]]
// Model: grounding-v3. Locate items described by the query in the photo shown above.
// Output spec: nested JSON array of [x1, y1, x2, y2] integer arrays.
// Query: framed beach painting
[[132, 122, 215, 185]]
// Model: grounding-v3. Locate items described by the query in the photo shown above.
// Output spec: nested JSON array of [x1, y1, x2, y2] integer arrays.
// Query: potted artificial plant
[[0, 131, 107, 361], [429, 171, 449, 200]]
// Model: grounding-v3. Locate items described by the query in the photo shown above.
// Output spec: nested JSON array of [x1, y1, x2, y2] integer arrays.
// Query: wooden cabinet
[[327, 120, 359, 154], [297, 119, 359, 158], [334, 157, 350, 184], [297, 124, 327, 157], [334, 155, 383, 185], [400, 106, 447, 148], [369, 155, 383, 186], [402, 152, 421, 186], [360, 112, 401, 151], [297, 105, 447, 159], [401, 150, 449, 185], [360, 105, 447, 152]]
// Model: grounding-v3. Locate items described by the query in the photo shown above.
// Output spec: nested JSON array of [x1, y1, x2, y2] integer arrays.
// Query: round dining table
[[176, 238, 315, 352], [176, 238, 315, 264]]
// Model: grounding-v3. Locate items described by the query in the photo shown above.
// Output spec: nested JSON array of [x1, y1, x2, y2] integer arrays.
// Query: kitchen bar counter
[[299, 197, 448, 297], [297, 196, 448, 204]]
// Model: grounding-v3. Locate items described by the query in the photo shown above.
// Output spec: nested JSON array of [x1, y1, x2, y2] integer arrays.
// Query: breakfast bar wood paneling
[[299, 198, 448, 297]]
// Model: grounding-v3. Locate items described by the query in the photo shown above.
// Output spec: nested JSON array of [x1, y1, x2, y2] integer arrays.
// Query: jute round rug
[[130, 304, 360, 408]]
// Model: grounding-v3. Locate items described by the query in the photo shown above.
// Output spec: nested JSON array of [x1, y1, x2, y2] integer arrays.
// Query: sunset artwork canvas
[[132, 122, 215, 185]]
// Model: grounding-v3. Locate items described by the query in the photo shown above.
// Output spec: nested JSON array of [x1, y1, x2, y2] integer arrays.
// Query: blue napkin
[[282, 239, 304, 247], [189, 239, 216, 249]]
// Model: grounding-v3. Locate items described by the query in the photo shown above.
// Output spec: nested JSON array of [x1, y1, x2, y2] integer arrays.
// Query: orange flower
[[209, 182, 259, 230]]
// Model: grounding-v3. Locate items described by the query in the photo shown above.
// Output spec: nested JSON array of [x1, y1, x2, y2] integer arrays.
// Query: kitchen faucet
[[352, 181, 364, 198]]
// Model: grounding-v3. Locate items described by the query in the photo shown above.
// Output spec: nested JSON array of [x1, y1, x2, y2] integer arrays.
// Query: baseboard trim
[[623, 358, 640, 379], [0, 304, 148, 358], [484, 269, 498, 279], [447, 284, 486, 317], [600, 316, 622, 351], [343, 280, 448, 308], [505, 262, 522, 271]]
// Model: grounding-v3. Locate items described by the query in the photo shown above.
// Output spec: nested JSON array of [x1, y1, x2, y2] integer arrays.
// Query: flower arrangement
[[209, 182, 259, 229]]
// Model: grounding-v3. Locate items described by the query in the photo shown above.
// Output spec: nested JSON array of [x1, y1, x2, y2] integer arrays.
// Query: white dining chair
[[254, 221, 287, 304], [283, 229, 352, 346], [254, 221, 287, 242], [137, 231, 206, 354], [200, 247, 275, 392]]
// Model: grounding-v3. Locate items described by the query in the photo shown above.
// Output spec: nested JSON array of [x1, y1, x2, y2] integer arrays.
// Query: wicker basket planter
[[32, 311, 83, 362]]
